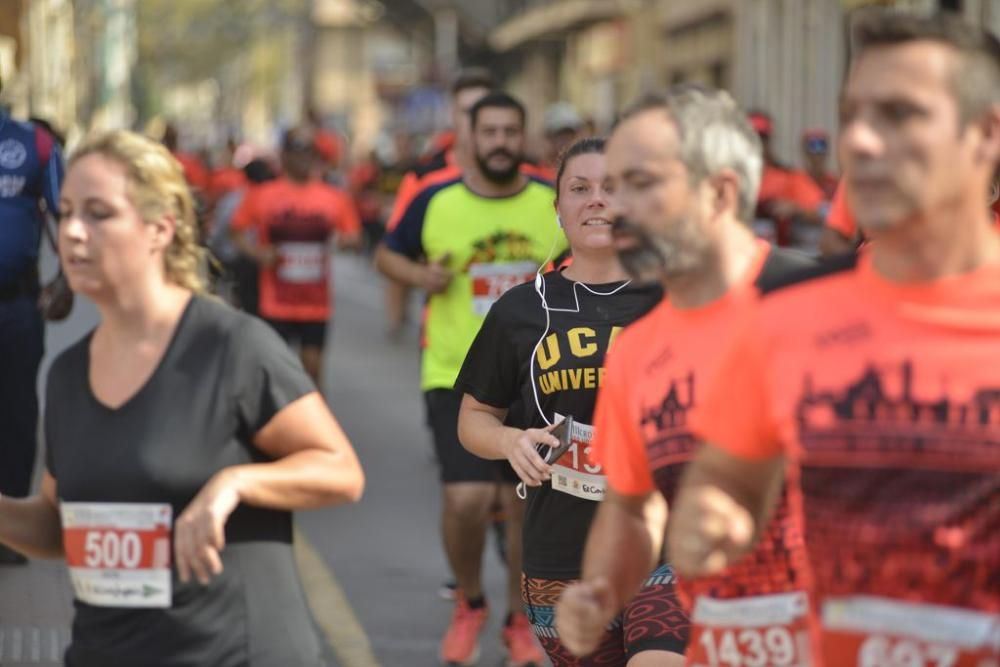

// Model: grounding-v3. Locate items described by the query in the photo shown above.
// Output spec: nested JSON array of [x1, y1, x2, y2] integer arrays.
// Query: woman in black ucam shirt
[[455, 138, 689, 666], [0, 130, 365, 667]]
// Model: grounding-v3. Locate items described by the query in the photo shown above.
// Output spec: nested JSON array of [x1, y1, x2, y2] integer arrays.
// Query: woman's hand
[[502, 425, 560, 488], [174, 470, 241, 586]]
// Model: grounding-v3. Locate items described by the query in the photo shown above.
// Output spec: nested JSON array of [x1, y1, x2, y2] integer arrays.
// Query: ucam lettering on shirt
[[535, 326, 623, 395]]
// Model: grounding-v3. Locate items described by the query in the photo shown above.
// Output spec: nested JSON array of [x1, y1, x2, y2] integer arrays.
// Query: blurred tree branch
[[137, 0, 310, 84]]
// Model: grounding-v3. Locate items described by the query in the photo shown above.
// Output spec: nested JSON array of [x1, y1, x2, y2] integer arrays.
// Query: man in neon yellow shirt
[[377, 91, 563, 666]]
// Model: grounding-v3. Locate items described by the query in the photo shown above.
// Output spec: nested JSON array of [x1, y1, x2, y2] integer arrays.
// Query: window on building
[[710, 61, 728, 90]]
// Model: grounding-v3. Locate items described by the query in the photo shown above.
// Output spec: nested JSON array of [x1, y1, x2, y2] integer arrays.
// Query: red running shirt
[[232, 178, 360, 322], [693, 248, 1000, 666]]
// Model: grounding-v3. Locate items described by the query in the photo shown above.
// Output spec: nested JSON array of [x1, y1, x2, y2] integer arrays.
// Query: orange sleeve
[[230, 186, 258, 232], [592, 348, 656, 496], [688, 307, 784, 461], [332, 189, 362, 235], [785, 171, 826, 213], [387, 172, 421, 232], [825, 185, 857, 238]]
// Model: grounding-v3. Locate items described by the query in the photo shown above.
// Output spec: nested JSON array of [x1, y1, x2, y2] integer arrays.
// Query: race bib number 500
[[61, 502, 173, 608], [689, 592, 813, 666]]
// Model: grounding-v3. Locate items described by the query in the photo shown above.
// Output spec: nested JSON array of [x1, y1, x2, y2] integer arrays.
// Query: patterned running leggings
[[522, 564, 690, 666]]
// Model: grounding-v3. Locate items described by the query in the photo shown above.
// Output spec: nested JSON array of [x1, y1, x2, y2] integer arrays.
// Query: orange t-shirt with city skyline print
[[692, 248, 1000, 666], [594, 241, 818, 667], [232, 178, 360, 322]]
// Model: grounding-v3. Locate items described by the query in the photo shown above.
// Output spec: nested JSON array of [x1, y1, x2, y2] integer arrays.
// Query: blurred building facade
[[0, 0, 80, 136], [489, 0, 1000, 171]]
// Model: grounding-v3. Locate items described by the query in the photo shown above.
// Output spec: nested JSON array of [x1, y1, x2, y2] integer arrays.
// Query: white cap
[[544, 102, 583, 134]]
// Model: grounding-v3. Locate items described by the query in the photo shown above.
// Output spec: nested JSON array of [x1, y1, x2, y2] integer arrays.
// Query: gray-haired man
[[555, 85, 817, 665]]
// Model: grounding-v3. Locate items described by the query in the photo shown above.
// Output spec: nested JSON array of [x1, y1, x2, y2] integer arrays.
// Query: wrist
[[498, 427, 522, 460], [409, 262, 426, 287], [213, 467, 246, 506]]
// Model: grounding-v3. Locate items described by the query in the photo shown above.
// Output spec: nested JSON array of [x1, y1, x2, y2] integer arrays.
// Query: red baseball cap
[[748, 112, 773, 137]]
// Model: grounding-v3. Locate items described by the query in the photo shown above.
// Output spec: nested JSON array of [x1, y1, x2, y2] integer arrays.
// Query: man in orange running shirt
[[554, 86, 817, 666], [231, 127, 361, 387], [670, 11, 1000, 666]]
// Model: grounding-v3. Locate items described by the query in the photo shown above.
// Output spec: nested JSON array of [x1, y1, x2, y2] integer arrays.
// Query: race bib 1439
[[688, 592, 814, 666]]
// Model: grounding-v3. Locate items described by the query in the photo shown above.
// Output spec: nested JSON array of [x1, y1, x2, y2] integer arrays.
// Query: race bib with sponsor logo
[[689, 592, 813, 667], [277, 242, 326, 284], [469, 262, 538, 317], [822, 596, 1000, 667], [550, 414, 606, 502], [61, 502, 173, 608]]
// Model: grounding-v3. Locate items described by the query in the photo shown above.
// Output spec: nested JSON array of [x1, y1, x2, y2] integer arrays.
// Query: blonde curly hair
[[69, 130, 208, 293]]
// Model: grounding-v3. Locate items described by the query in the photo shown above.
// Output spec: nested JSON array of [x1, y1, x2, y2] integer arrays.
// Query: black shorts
[[267, 319, 328, 348], [425, 389, 518, 484]]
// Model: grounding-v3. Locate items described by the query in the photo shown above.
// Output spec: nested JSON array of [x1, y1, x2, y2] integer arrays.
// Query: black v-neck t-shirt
[[45, 296, 325, 666], [456, 271, 663, 579]]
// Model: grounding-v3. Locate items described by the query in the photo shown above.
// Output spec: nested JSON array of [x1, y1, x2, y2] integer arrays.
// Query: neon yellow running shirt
[[385, 176, 565, 390]]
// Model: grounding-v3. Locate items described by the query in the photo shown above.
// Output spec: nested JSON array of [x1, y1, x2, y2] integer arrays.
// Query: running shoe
[[501, 612, 544, 667], [440, 593, 488, 665], [438, 580, 457, 601]]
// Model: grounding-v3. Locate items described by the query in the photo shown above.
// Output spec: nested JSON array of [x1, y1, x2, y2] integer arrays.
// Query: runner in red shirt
[[231, 127, 361, 387], [162, 124, 209, 195], [669, 12, 1000, 666], [209, 137, 247, 205], [749, 112, 826, 248], [554, 86, 818, 667]]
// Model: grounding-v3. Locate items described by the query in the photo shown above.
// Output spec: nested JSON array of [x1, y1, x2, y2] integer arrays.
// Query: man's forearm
[[374, 244, 422, 287], [580, 496, 654, 613], [457, 407, 514, 461]]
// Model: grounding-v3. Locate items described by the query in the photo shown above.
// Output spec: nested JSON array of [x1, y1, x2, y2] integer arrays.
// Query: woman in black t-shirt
[[455, 138, 689, 666], [0, 130, 365, 667]]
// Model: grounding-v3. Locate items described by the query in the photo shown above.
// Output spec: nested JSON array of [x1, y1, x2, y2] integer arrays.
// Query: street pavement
[[0, 251, 531, 667]]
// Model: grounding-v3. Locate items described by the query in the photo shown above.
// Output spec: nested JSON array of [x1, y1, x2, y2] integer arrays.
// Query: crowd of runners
[[0, 6, 996, 667]]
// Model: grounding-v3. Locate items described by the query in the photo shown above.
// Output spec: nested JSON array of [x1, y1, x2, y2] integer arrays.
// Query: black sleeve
[[233, 316, 317, 435], [383, 186, 436, 259], [454, 299, 522, 410], [43, 366, 59, 477], [42, 343, 82, 478]]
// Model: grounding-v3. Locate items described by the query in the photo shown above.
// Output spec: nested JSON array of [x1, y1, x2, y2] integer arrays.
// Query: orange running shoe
[[501, 612, 544, 667], [440, 593, 488, 665]]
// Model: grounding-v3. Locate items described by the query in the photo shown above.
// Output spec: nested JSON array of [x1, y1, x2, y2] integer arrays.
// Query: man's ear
[[708, 168, 742, 219]]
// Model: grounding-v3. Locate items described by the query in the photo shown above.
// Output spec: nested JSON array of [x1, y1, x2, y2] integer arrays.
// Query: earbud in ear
[[556, 214, 563, 229]]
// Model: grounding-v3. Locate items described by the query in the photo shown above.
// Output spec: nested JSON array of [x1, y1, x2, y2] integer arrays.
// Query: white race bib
[[61, 502, 173, 608], [822, 596, 1000, 667], [689, 592, 813, 667], [277, 242, 326, 284], [550, 414, 606, 501], [469, 262, 537, 316]]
